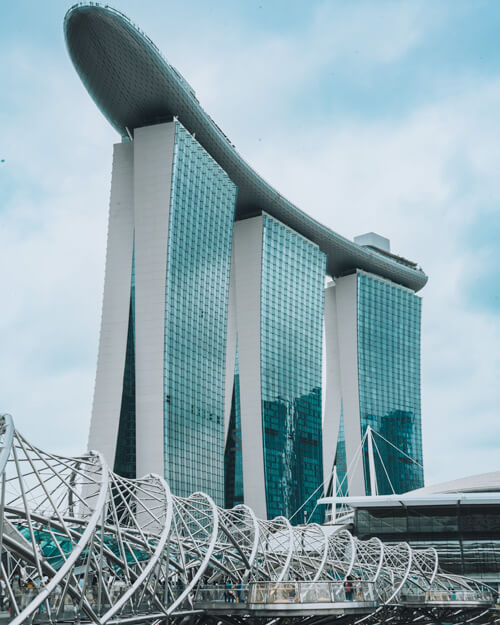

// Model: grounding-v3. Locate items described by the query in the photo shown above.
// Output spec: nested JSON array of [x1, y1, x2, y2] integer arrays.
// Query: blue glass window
[[357, 271, 424, 494], [163, 122, 237, 504], [260, 213, 326, 523], [114, 253, 136, 479], [224, 346, 243, 508]]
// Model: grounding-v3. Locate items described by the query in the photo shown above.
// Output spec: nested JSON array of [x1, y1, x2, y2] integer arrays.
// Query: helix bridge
[[0, 414, 496, 625]]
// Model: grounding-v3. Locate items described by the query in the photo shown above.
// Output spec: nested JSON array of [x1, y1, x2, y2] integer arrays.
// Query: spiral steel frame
[[0, 416, 495, 625]]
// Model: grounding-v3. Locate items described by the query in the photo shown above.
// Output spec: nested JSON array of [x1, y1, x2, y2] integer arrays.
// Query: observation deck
[[64, 2, 428, 292]]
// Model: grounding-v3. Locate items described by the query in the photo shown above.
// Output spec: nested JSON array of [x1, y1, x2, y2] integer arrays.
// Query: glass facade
[[114, 256, 136, 479], [334, 405, 348, 496], [355, 504, 500, 587], [357, 270, 424, 495], [163, 122, 237, 505], [260, 213, 326, 523], [224, 346, 243, 509], [108, 124, 424, 513]]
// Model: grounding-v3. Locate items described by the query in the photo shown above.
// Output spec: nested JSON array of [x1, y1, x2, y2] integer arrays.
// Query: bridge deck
[[195, 599, 377, 617]]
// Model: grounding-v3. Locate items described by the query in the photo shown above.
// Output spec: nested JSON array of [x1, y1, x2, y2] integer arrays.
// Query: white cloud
[[153, 0, 435, 139], [0, 42, 115, 454], [1, 0, 499, 486]]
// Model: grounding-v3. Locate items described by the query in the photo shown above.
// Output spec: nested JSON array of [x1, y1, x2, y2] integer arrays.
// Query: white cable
[[370, 428, 423, 469]]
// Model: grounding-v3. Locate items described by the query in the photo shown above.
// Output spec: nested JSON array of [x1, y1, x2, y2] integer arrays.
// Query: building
[[64, 3, 428, 518], [324, 255, 424, 497], [320, 471, 500, 591], [225, 214, 326, 521]]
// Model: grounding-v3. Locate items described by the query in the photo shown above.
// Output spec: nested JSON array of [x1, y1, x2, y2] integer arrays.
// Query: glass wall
[[225, 347, 243, 508], [114, 255, 136, 479], [163, 122, 237, 504], [260, 213, 326, 523], [357, 271, 424, 494], [334, 405, 348, 496], [355, 504, 500, 582]]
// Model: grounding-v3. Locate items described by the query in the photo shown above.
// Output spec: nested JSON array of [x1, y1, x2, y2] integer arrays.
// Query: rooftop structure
[[411, 471, 500, 495], [64, 3, 427, 292], [354, 232, 391, 254]]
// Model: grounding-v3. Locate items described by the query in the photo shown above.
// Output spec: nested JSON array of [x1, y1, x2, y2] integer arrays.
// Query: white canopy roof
[[318, 471, 500, 508]]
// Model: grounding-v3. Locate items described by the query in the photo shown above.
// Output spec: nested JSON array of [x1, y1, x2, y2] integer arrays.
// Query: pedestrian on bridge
[[0, 576, 7, 611], [226, 581, 236, 603], [344, 576, 354, 601]]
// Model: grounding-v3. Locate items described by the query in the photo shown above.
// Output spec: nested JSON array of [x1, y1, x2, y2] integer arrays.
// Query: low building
[[320, 471, 500, 591]]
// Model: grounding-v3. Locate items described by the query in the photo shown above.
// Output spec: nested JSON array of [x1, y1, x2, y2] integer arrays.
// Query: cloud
[[152, 0, 436, 140], [1, 0, 499, 486], [0, 39, 115, 454]]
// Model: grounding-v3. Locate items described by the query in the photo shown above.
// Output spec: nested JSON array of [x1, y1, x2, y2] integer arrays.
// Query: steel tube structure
[[0, 415, 495, 625]]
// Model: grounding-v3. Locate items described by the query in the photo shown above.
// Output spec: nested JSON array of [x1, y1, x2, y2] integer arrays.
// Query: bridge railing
[[194, 581, 376, 606], [397, 589, 495, 605], [0, 585, 160, 624], [194, 585, 250, 604]]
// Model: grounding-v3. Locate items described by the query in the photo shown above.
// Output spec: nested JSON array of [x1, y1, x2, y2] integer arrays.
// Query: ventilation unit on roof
[[354, 232, 391, 254]]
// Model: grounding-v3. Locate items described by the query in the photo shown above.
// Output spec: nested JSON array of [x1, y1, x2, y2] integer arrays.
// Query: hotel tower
[[65, 4, 427, 521]]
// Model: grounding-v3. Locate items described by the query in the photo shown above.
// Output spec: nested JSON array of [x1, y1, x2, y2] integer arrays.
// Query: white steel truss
[[0, 415, 495, 625]]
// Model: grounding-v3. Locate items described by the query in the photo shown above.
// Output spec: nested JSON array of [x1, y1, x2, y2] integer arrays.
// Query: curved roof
[[64, 3, 428, 292], [409, 471, 500, 495]]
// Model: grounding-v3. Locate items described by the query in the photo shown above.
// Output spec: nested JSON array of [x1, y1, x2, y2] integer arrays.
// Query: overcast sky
[[1, 1, 499, 486]]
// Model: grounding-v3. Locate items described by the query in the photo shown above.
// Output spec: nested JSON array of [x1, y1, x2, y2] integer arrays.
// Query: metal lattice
[[0, 415, 496, 625]]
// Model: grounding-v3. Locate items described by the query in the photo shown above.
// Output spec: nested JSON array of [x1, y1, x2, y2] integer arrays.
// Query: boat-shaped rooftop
[[64, 3, 427, 292]]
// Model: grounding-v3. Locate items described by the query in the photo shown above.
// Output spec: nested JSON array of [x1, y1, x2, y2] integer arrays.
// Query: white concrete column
[[232, 216, 267, 518], [322, 280, 342, 489], [88, 141, 134, 466], [335, 273, 365, 495], [133, 122, 176, 480]]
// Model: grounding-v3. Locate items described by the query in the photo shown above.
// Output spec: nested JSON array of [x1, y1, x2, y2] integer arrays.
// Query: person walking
[[226, 581, 235, 603], [344, 576, 354, 601], [0, 577, 6, 611]]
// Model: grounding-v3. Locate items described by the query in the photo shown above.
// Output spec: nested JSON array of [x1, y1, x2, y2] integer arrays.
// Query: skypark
[[64, 2, 427, 293]]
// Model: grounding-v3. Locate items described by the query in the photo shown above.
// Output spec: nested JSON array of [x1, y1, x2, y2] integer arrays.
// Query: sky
[[1, 0, 500, 486]]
